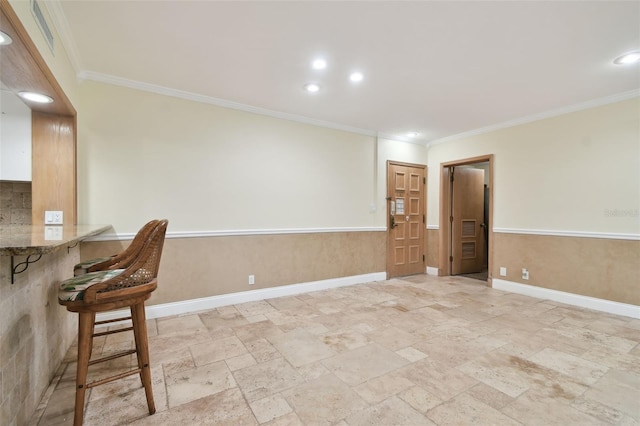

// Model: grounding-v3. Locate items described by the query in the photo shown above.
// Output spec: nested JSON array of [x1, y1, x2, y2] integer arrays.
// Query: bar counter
[[0, 223, 111, 424], [0, 224, 110, 256]]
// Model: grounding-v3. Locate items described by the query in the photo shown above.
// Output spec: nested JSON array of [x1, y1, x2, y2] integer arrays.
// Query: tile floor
[[32, 274, 640, 425]]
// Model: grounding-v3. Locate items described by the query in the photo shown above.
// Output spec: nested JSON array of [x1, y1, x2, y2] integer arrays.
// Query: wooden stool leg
[[131, 302, 156, 414], [74, 311, 96, 426]]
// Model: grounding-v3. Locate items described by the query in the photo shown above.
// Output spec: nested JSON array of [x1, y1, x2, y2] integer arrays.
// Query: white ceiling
[[51, 1, 639, 144]]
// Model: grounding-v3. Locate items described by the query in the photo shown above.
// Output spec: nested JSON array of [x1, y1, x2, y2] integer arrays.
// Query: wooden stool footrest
[[94, 326, 133, 338], [86, 368, 142, 389], [89, 349, 137, 366], [96, 316, 132, 326]]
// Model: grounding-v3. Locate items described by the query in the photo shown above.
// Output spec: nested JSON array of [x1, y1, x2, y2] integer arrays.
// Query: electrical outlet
[[522, 268, 529, 280], [499, 267, 507, 276], [44, 210, 63, 225], [248, 275, 255, 285]]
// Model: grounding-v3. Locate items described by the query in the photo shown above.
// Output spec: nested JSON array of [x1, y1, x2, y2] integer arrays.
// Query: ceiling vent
[[30, 0, 54, 53]]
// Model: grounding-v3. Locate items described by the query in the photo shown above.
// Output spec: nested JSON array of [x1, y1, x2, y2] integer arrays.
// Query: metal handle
[[390, 216, 399, 228]]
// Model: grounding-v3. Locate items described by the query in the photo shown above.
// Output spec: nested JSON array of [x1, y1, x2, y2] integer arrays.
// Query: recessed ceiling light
[[614, 51, 640, 65], [304, 83, 320, 93], [349, 72, 364, 83], [0, 31, 12, 45], [18, 91, 53, 103], [407, 132, 419, 138], [312, 59, 327, 70]]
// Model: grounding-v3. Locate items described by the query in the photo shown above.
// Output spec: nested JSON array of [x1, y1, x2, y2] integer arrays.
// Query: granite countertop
[[0, 224, 111, 256]]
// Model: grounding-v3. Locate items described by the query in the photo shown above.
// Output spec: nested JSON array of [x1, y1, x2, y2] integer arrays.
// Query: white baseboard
[[426, 267, 439, 276], [96, 272, 386, 324], [492, 279, 640, 319]]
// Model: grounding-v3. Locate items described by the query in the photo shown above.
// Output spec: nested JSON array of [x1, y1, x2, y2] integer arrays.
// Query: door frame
[[386, 160, 427, 279], [438, 154, 494, 285]]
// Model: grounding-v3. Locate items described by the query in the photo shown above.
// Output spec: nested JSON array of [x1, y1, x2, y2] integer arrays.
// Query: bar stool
[[58, 219, 168, 425], [73, 219, 159, 276]]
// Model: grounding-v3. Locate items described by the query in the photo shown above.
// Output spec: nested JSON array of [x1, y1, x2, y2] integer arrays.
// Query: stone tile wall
[[0, 246, 79, 425], [0, 181, 32, 225]]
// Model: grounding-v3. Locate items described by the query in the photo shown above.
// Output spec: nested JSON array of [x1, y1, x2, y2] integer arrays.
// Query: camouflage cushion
[[59, 269, 124, 302]]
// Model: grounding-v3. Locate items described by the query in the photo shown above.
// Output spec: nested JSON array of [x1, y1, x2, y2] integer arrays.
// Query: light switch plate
[[44, 226, 63, 240], [45, 210, 63, 225]]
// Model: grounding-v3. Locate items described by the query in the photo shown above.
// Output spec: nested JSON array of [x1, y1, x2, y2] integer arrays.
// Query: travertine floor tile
[[32, 275, 640, 426], [527, 347, 608, 385], [465, 382, 514, 410], [156, 314, 207, 335], [397, 358, 478, 399], [365, 325, 418, 351], [397, 385, 443, 413], [580, 369, 640, 420], [131, 388, 257, 425], [353, 372, 414, 404], [190, 335, 247, 366], [427, 393, 521, 425], [233, 357, 304, 402], [164, 360, 236, 408], [319, 330, 371, 353], [249, 393, 293, 424], [268, 329, 336, 367], [346, 395, 434, 425], [321, 343, 408, 386], [395, 346, 427, 362], [226, 353, 257, 371], [500, 390, 603, 425], [282, 374, 368, 425]]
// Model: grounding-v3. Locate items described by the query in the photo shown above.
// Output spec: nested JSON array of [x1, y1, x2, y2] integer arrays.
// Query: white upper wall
[[12, 0, 636, 237], [0, 91, 32, 181], [427, 97, 640, 235], [77, 81, 381, 232]]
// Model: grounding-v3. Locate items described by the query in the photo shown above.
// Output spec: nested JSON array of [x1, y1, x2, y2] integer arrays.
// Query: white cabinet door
[[0, 90, 32, 182]]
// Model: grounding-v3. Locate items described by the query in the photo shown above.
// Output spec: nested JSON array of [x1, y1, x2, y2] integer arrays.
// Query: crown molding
[[43, 0, 638, 148], [427, 89, 640, 148], [78, 70, 382, 138]]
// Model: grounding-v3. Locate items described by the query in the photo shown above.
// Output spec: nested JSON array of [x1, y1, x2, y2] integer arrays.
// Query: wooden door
[[451, 166, 485, 274], [387, 162, 426, 278]]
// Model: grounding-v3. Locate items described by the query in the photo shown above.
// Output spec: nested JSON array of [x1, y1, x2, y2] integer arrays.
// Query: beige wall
[[427, 98, 640, 304], [73, 83, 417, 308], [493, 233, 640, 305], [426, 228, 439, 268], [77, 81, 378, 232], [72, 83, 430, 306], [427, 98, 640, 234], [81, 231, 386, 305]]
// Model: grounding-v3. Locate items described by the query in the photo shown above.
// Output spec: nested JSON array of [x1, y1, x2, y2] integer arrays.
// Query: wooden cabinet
[[1, 2, 77, 225]]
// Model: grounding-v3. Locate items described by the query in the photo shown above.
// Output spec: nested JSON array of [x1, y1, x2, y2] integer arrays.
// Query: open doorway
[[438, 155, 493, 285]]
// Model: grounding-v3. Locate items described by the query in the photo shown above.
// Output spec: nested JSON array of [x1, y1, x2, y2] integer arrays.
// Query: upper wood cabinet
[[0, 0, 77, 224]]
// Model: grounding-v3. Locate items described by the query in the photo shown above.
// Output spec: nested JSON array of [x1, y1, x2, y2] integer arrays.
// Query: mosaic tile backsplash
[[0, 181, 32, 225]]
